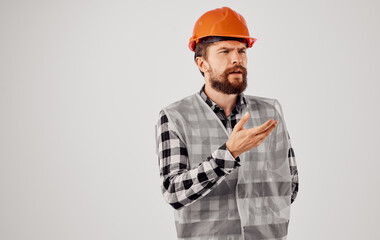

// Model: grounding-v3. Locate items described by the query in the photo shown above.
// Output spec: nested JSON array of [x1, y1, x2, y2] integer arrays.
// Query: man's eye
[[221, 50, 229, 54], [239, 50, 246, 53]]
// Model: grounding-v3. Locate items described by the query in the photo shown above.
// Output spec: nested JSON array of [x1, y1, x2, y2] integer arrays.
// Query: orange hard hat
[[188, 7, 257, 52]]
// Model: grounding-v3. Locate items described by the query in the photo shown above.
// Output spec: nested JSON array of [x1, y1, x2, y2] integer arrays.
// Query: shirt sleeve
[[155, 110, 240, 210], [287, 131, 299, 204]]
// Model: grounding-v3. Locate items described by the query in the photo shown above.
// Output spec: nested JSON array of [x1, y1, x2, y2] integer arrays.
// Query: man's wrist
[[211, 143, 240, 174], [226, 141, 238, 159]]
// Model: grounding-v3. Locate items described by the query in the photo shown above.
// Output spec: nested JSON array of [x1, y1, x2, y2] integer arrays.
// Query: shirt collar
[[198, 84, 247, 114]]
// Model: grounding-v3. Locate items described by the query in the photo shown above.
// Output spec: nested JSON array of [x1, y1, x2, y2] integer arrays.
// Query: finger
[[251, 119, 276, 135], [233, 112, 250, 133], [255, 122, 277, 140]]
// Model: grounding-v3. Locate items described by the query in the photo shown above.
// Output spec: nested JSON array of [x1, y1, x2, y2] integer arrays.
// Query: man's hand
[[226, 112, 278, 158]]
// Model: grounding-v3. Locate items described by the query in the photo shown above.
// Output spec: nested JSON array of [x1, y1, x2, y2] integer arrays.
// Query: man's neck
[[204, 82, 237, 117]]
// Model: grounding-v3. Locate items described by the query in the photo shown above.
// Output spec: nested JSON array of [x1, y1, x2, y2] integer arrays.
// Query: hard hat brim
[[189, 36, 257, 52]]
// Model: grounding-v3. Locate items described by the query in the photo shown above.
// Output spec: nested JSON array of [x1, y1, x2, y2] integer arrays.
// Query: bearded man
[[155, 6, 299, 240]]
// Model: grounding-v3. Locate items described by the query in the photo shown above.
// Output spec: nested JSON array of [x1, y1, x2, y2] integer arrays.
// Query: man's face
[[204, 40, 248, 95]]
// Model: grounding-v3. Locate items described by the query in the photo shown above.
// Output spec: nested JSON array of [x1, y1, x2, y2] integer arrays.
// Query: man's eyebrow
[[217, 47, 233, 51], [217, 47, 247, 51]]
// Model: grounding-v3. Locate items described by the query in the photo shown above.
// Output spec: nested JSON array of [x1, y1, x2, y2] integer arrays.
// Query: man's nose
[[231, 50, 243, 65]]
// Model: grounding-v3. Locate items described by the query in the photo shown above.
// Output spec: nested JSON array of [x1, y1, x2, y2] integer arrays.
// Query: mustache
[[225, 65, 247, 74]]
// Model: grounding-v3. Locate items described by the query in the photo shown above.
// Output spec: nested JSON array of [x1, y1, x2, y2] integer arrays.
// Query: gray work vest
[[162, 92, 292, 240]]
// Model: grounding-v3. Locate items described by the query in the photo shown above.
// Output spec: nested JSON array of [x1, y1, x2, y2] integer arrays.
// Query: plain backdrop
[[1, 0, 379, 239]]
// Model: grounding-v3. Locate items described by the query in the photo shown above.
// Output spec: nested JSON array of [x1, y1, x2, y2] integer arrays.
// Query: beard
[[209, 65, 247, 95]]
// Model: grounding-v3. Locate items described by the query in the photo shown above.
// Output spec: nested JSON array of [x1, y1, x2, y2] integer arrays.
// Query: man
[[155, 6, 298, 240]]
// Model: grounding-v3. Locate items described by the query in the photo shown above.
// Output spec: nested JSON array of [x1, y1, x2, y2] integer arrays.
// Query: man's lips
[[229, 71, 242, 75]]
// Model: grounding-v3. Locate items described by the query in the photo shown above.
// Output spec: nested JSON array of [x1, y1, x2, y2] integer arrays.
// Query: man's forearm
[[160, 145, 239, 209], [156, 111, 240, 209]]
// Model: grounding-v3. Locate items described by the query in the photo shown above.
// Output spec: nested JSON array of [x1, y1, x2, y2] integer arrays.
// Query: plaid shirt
[[156, 84, 298, 210]]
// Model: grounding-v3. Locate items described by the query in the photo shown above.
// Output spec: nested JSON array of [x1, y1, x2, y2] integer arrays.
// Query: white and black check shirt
[[156, 84, 298, 209]]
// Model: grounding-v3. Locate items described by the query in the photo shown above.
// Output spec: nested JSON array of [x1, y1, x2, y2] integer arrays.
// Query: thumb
[[233, 112, 249, 133]]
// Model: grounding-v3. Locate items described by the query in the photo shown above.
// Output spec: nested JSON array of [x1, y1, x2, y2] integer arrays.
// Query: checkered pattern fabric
[[155, 84, 299, 239], [156, 84, 298, 210]]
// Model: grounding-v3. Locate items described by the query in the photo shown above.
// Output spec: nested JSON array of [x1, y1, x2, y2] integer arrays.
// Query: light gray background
[[1, 0, 379, 239]]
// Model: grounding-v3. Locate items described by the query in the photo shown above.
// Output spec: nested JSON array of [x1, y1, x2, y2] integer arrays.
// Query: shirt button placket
[[226, 118, 232, 135]]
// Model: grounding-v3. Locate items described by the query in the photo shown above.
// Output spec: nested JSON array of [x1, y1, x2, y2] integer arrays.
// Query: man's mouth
[[229, 70, 242, 75]]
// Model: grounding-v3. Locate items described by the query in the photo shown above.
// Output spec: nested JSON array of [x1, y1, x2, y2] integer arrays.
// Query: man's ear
[[195, 57, 209, 73]]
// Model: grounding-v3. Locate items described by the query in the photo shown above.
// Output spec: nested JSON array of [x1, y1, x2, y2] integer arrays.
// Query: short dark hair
[[193, 36, 248, 77]]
